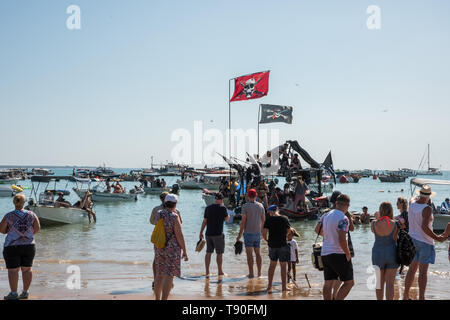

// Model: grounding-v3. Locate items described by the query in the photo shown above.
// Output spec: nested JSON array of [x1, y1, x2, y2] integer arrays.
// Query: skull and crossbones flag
[[230, 71, 270, 102], [259, 104, 293, 124]]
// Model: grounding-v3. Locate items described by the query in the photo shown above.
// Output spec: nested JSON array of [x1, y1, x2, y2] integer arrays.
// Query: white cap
[[164, 194, 178, 203]]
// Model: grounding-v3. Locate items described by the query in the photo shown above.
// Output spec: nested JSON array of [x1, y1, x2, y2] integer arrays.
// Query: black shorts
[[206, 234, 225, 254], [268, 245, 290, 262], [322, 253, 353, 282], [3, 244, 36, 269]]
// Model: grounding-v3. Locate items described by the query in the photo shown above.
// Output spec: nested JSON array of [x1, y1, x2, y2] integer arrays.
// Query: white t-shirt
[[288, 239, 298, 262], [319, 209, 349, 256]]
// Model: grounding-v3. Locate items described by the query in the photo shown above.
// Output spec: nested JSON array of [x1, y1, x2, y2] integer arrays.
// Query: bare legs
[[21, 267, 33, 292], [267, 261, 288, 292], [404, 262, 429, 300], [7, 268, 19, 292], [7, 267, 32, 293], [324, 279, 353, 300], [205, 252, 212, 275], [245, 247, 262, 278], [375, 268, 397, 300], [205, 253, 224, 276], [154, 273, 174, 300]]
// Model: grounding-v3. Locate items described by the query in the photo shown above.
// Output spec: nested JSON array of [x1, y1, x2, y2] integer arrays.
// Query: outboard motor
[[171, 184, 180, 194]]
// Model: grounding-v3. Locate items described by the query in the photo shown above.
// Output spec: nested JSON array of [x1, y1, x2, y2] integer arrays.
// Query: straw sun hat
[[415, 184, 436, 198]]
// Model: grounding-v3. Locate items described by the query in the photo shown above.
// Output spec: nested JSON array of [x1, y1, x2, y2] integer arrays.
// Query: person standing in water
[[236, 189, 265, 278], [0, 194, 40, 300], [403, 185, 447, 300], [262, 205, 291, 292], [315, 194, 354, 300], [371, 202, 399, 300], [199, 193, 229, 276]]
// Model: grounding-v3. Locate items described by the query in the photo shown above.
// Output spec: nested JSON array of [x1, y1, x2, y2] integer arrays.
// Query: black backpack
[[396, 227, 416, 266]]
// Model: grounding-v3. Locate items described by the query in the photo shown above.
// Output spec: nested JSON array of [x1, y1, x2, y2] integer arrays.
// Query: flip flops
[[234, 241, 243, 255], [195, 239, 206, 252]]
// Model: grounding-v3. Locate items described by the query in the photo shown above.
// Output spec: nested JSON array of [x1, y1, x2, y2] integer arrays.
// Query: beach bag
[[151, 218, 166, 249], [396, 228, 416, 266], [311, 224, 324, 271]]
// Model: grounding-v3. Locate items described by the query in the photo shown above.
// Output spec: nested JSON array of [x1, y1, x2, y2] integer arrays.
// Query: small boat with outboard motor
[[410, 178, 450, 231]]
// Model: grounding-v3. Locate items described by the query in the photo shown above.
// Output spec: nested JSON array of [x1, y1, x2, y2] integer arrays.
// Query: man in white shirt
[[315, 194, 354, 300]]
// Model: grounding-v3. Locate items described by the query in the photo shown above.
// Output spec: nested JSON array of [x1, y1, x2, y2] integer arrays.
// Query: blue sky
[[1, 0, 449, 169]]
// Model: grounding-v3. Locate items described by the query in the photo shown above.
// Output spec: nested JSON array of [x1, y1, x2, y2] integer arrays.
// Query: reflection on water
[[0, 168, 449, 299]]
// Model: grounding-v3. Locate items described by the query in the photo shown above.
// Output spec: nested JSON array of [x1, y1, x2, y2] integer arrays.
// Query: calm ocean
[[0, 168, 448, 299]]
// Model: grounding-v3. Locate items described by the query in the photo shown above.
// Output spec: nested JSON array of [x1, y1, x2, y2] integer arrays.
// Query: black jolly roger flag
[[322, 151, 336, 184], [259, 104, 293, 124]]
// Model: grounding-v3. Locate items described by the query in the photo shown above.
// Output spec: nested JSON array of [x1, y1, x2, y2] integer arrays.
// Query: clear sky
[[1, 0, 449, 170]]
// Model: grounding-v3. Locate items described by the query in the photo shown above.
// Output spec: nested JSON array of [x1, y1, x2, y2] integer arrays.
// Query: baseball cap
[[247, 189, 257, 197], [268, 205, 278, 212], [164, 194, 178, 203]]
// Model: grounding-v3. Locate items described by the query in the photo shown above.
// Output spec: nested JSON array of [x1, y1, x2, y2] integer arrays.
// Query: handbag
[[151, 217, 166, 249], [311, 224, 324, 271]]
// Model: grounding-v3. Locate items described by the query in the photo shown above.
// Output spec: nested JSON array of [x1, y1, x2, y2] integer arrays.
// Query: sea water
[[0, 168, 448, 299]]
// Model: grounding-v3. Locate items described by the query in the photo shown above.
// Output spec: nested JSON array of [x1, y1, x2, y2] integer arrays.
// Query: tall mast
[[427, 144, 430, 171]]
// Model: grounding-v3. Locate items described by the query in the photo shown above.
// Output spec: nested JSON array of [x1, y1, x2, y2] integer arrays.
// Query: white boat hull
[[179, 180, 220, 190], [433, 214, 450, 231], [0, 187, 13, 197], [29, 204, 89, 225], [143, 187, 170, 195], [74, 188, 137, 202]]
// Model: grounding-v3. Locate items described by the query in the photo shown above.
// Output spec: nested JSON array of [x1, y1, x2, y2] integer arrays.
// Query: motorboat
[[90, 165, 119, 178], [32, 168, 54, 176], [73, 177, 137, 202], [378, 172, 407, 183], [410, 178, 450, 231], [28, 176, 91, 226], [143, 187, 171, 195], [0, 185, 14, 197], [177, 174, 230, 190]]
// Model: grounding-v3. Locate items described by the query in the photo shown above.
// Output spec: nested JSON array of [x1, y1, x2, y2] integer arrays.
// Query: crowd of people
[[1, 182, 449, 301]]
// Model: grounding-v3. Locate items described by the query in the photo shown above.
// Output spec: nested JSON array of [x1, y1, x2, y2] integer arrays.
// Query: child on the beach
[[287, 228, 299, 283]]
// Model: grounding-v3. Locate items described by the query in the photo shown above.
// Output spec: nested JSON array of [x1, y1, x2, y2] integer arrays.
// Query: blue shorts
[[243, 233, 261, 248], [268, 245, 290, 262], [412, 238, 435, 264]]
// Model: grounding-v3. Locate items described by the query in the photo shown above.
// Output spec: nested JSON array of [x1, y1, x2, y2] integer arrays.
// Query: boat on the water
[[73, 177, 138, 202], [0, 185, 14, 197], [27, 176, 91, 225], [378, 173, 407, 183], [202, 191, 231, 207], [417, 144, 443, 176], [177, 173, 232, 190], [410, 178, 450, 231]]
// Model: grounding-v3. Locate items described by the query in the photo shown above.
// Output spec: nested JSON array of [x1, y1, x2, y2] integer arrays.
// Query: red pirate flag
[[230, 71, 270, 102]]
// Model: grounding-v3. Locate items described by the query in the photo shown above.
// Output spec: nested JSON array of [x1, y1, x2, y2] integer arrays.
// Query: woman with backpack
[[371, 202, 399, 300], [153, 194, 188, 300]]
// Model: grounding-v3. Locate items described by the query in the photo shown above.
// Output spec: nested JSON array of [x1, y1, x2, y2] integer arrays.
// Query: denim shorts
[[412, 238, 435, 264], [243, 233, 261, 248], [268, 245, 290, 262]]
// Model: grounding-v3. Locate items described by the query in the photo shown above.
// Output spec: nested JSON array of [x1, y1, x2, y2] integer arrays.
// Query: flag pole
[[257, 104, 261, 157], [229, 78, 232, 187]]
